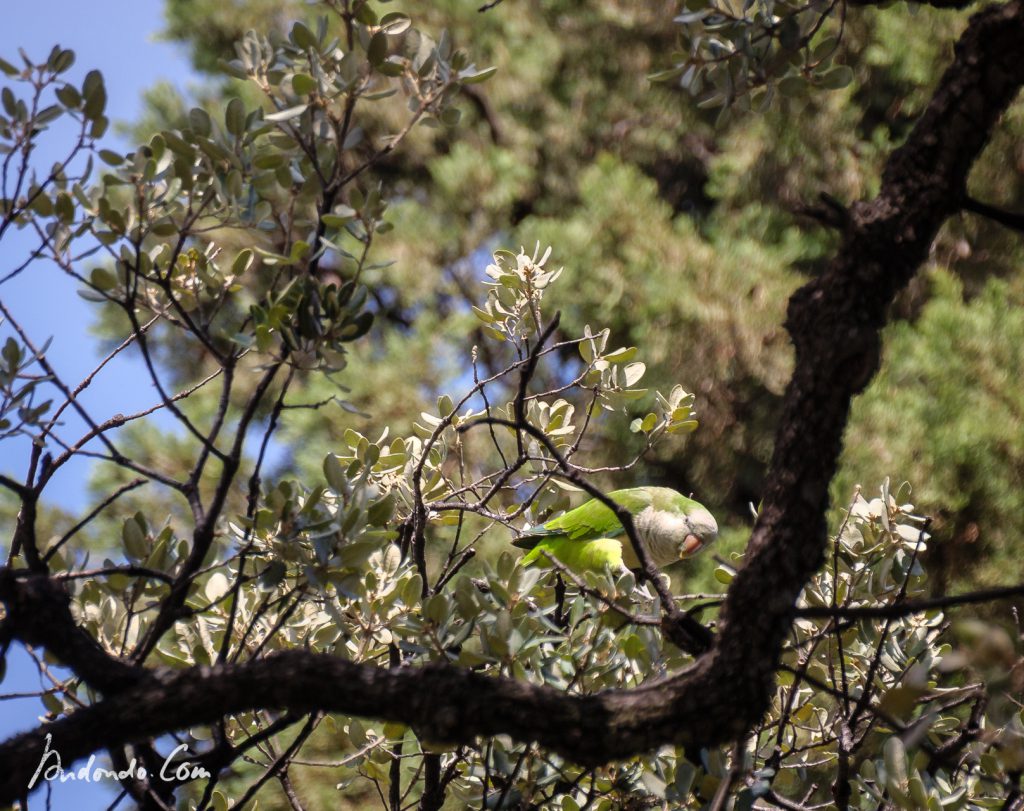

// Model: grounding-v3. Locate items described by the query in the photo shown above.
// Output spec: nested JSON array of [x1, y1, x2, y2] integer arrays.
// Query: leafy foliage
[[143, 0, 1024, 565], [2, 2, 1024, 810]]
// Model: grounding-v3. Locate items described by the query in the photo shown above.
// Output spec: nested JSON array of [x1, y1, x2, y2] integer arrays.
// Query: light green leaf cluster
[[839, 269, 1024, 591], [473, 244, 561, 342], [657, 0, 854, 115], [0, 333, 53, 437], [320, 243, 702, 544]]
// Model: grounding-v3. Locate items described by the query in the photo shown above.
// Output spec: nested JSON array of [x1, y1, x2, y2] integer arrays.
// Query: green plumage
[[514, 486, 717, 571]]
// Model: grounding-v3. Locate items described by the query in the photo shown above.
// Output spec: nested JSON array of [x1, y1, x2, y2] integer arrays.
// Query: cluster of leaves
[[1, 47, 108, 251], [228, 242, 699, 611], [0, 334, 52, 439], [63, 235, 1024, 808], [135, 0, 1024, 602], [653, 0, 853, 115], [44, 232, 710, 807], [0, 47, 108, 441], [3, 2, 1024, 810], [839, 269, 1024, 592]]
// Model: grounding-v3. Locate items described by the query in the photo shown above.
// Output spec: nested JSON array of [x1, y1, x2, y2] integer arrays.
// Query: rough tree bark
[[1, 0, 1023, 803]]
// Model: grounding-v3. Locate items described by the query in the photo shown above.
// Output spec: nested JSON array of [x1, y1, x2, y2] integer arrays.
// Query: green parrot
[[513, 486, 718, 572]]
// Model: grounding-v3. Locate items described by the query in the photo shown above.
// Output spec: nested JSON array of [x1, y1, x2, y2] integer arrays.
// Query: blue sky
[[1, 2, 197, 805]]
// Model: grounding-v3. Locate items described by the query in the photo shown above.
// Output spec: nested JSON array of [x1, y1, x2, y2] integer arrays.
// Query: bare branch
[[43, 478, 147, 563], [0, 570, 147, 694], [799, 581, 1024, 619], [846, 0, 975, 8], [963, 194, 1024, 234]]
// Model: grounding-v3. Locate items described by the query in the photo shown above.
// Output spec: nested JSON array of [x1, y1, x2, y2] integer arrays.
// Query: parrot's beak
[[680, 533, 704, 557]]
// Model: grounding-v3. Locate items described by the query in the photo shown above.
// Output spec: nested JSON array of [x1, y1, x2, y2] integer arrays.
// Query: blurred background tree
[[134, 0, 1024, 594]]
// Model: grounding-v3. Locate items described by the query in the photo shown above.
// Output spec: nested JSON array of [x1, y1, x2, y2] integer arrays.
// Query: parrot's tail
[[511, 532, 542, 550]]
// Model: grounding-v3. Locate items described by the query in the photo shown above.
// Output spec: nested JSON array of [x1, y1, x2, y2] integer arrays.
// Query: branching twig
[[798, 580, 1024, 619]]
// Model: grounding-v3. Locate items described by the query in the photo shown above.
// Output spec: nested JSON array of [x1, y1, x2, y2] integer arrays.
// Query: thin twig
[[799, 580, 1024, 619]]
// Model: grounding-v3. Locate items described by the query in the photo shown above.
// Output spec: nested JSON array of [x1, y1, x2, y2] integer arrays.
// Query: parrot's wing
[[519, 537, 626, 570], [515, 492, 643, 550]]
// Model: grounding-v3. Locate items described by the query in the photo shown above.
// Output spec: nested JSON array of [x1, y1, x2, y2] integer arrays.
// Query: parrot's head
[[635, 502, 719, 567], [677, 506, 718, 560]]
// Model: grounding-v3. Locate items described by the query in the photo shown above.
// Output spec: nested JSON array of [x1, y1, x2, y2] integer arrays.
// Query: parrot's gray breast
[[633, 506, 692, 567]]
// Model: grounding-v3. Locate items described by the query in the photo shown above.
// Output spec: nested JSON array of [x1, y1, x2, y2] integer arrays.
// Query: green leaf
[[231, 249, 254, 275], [188, 107, 212, 136], [292, 73, 317, 96], [380, 13, 412, 35], [884, 736, 909, 792], [90, 115, 109, 138], [472, 306, 497, 324], [254, 153, 286, 169], [261, 560, 287, 588], [354, 2, 378, 25], [778, 15, 801, 51], [777, 75, 806, 98], [368, 492, 396, 526], [818, 65, 854, 90], [322, 206, 356, 227], [288, 240, 311, 261], [290, 21, 318, 50], [375, 59, 405, 78], [324, 453, 347, 492], [51, 49, 75, 74], [648, 66, 684, 84], [811, 36, 839, 62], [604, 346, 637, 363], [880, 685, 928, 722], [460, 65, 497, 85], [55, 84, 81, 108], [204, 572, 230, 602], [217, 58, 250, 80], [27, 190, 53, 216], [265, 104, 308, 122], [340, 311, 374, 341], [82, 70, 106, 119], [1, 87, 16, 117], [35, 105, 62, 125], [42, 692, 63, 715], [2, 337, 21, 367], [440, 107, 461, 127], [122, 517, 148, 559], [623, 361, 646, 387], [225, 97, 245, 137], [90, 268, 117, 291], [367, 32, 388, 67]]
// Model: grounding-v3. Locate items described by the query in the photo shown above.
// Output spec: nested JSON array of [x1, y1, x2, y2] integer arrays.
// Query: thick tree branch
[[0, 648, 701, 801], [1, 2, 1023, 803], [0, 571, 148, 694], [707, 0, 1024, 745]]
